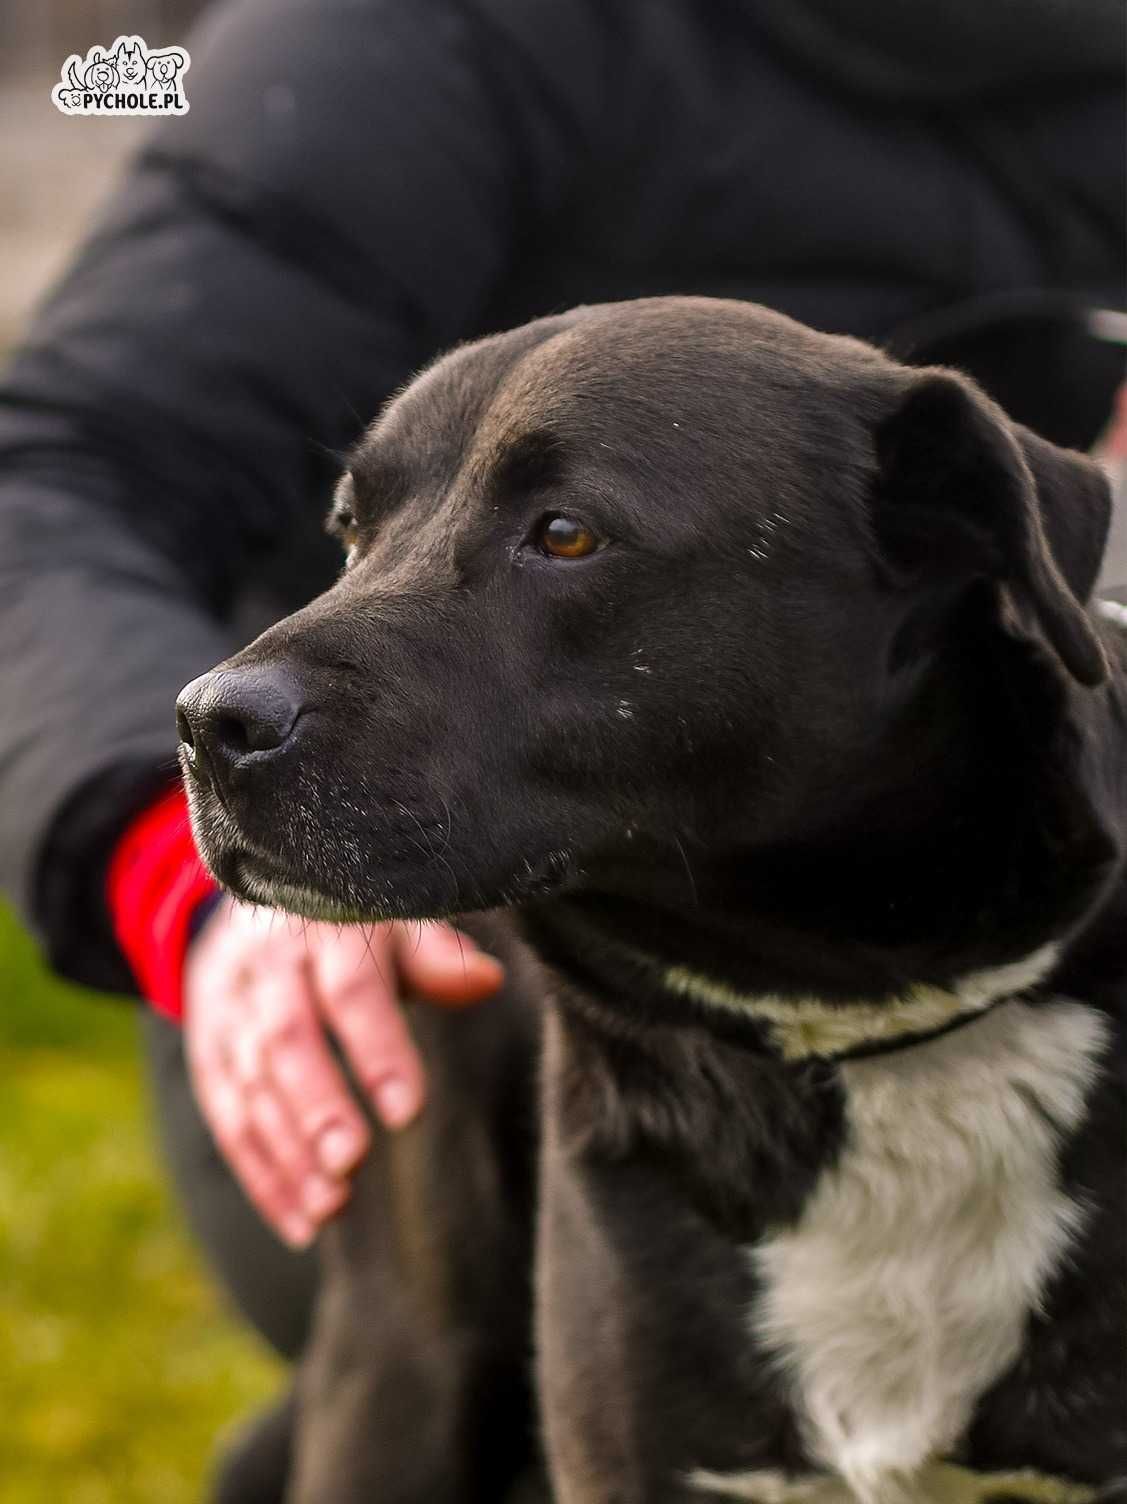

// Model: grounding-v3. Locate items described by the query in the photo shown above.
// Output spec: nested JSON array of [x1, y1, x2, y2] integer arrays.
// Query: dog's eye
[[535, 514, 599, 560], [329, 505, 359, 554]]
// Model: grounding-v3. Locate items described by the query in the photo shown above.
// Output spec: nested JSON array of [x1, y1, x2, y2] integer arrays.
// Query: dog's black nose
[[177, 667, 304, 785]]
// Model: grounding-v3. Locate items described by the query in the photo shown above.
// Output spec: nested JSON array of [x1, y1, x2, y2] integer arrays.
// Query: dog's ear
[[873, 371, 1110, 686]]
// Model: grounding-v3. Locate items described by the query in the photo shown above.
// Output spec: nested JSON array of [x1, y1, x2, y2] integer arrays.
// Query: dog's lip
[[193, 792, 580, 916], [226, 848, 307, 899], [203, 841, 285, 902], [225, 850, 370, 922]]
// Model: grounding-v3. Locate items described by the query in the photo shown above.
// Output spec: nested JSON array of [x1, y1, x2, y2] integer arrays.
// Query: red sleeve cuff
[[106, 786, 219, 1023]]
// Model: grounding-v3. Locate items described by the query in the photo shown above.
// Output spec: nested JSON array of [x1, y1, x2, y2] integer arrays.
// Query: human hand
[[1102, 381, 1127, 462], [183, 900, 504, 1246]]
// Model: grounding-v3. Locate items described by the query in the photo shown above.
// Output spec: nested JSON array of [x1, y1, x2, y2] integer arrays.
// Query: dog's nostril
[[176, 705, 196, 752], [214, 713, 250, 754], [215, 709, 289, 755]]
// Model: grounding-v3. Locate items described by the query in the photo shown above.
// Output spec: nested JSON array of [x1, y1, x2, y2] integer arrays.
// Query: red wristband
[[106, 785, 219, 1023]]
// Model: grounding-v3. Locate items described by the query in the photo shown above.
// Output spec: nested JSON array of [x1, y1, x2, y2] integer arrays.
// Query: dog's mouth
[[190, 790, 580, 924], [225, 851, 374, 923]]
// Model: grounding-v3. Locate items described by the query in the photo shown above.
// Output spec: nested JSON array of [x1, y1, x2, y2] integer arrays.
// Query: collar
[[659, 943, 1060, 1062]]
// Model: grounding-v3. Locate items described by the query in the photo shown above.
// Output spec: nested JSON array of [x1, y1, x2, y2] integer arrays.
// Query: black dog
[[177, 298, 1127, 1504]]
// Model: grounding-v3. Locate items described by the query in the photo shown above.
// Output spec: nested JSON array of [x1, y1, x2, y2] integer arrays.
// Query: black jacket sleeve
[[0, 0, 614, 990]]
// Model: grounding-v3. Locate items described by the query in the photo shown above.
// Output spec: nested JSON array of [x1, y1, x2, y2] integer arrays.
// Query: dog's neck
[[648, 944, 1059, 1062], [525, 648, 1118, 1056], [519, 741, 1114, 1243], [523, 871, 1099, 1251], [522, 887, 1061, 1064]]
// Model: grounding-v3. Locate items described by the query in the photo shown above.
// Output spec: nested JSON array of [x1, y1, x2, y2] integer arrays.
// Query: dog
[[177, 297, 1127, 1503], [66, 51, 117, 93], [145, 49, 186, 96], [113, 40, 146, 89]]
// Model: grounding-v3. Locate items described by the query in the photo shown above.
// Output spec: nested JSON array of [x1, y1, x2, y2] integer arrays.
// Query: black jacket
[[0, 0, 1122, 993]]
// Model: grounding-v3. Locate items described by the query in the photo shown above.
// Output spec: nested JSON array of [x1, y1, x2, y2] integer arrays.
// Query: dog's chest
[[743, 999, 1107, 1503]]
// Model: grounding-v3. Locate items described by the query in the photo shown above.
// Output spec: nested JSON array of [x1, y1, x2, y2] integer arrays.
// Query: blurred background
[[0, 6, 281, 1503], [0, 1, 196, 343]]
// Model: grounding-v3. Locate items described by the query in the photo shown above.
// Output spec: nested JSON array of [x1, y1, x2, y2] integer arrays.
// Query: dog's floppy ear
[[873, 371, 1110, 686]]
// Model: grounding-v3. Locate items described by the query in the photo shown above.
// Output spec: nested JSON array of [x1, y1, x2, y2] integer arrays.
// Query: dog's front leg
[[537, 1122, 644, 1504], [286, 949, 542, 1504], [537, 1011, 766, 1504], [285, 1140, 499, 1502]]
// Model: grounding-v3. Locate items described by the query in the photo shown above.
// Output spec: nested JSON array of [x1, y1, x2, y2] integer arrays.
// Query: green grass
[[0, 904, 284, 1504]]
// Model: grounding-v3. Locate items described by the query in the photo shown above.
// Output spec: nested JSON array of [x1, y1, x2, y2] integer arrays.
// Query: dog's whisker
[[452, 925, 468, 982], [673, 833, 699, 908], [436, 795, 454, 858]]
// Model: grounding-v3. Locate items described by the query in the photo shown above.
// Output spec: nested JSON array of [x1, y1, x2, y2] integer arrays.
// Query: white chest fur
[[746, 998, 1108, 1504]]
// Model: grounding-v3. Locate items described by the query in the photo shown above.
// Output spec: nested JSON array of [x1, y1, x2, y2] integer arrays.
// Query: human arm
[[0, 0, 613, 986]]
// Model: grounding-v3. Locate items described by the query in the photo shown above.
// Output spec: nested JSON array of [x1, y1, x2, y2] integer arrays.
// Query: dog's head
[[114, 42, 145, 86], [84, 54, 118, 91], [178, 298, 1115, 979]]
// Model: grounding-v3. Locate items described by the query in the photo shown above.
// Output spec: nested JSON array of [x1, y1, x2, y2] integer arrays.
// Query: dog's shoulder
[[547, 948, 1125, 1493]]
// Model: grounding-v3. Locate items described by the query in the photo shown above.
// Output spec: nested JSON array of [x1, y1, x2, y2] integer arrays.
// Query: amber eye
[[536, 514, 598, 560]]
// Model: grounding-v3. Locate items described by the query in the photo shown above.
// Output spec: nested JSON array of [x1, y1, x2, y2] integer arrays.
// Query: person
[[0, 0, 1122, 1380]]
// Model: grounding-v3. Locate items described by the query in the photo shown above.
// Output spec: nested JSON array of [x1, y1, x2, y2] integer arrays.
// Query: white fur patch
[[664, 946, 1059, 1061], [744, 998, 1108, 1504]]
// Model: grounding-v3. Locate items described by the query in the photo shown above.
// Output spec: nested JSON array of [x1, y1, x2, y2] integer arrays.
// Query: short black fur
[[177, 298, 1127, 1502]]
